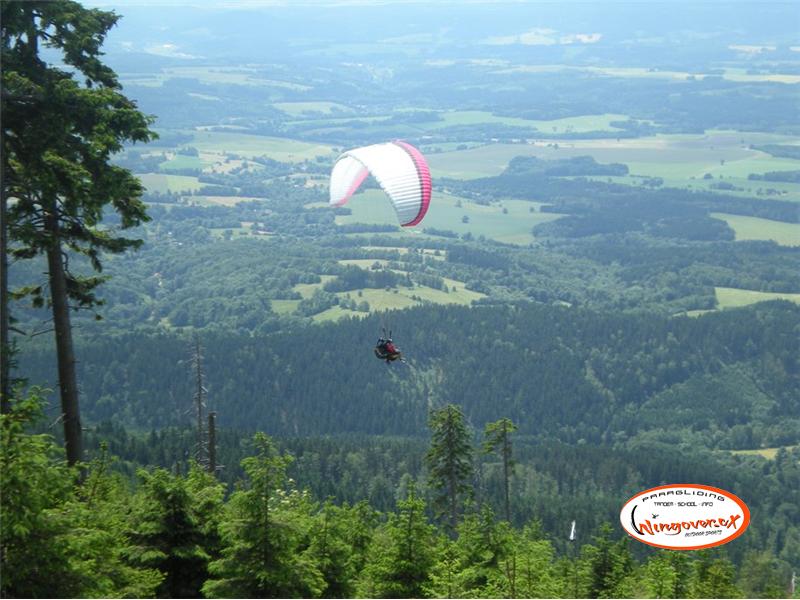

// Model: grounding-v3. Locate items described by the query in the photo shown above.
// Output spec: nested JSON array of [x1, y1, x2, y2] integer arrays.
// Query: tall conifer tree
[[483, 418, 517, 522], [426, 403, 474, 533], [1, 1, 155, 464], [357, 483, 436, 598]]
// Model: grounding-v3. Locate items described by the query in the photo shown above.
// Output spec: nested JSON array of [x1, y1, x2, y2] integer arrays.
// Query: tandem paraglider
[[374, 329, 404, 364], [329, 141, 430, 365]]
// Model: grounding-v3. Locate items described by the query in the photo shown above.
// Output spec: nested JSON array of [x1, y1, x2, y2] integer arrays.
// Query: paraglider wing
[[329, 156, 369, 207], [329, 141, 431, 226]]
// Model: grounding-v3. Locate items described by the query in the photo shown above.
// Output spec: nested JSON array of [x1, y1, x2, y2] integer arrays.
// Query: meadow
[[730, 445, 798, 459], [427, 132, 800, 182], [294, 276, 337, 299], [334, 189, 563, 245], [274, 101, 355, 116], [138, 173, 203, 194], [493, 64, 800, 84], [711, 213, 800, 246], [715, 286, 800, 309], [197, 195, 265, 207], [273, 266, 483, 322], [270, 299, 301, 315], [424, 110, 629, 133], [282, 110, 635, 144], [312, 280, 484, 322], [158, 154, 208, 171], [121, 66, 311, 90], [187, 131, 336, 161]]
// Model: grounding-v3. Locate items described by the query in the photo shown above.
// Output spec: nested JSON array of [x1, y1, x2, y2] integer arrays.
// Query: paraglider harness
[[375, 328, 403, 363]]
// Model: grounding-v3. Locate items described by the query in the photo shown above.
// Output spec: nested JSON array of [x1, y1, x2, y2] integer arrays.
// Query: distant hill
[[19, 301, 799, 451]]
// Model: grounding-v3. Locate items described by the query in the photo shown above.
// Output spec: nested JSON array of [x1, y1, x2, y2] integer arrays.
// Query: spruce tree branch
[[29, 327, 55, 338]]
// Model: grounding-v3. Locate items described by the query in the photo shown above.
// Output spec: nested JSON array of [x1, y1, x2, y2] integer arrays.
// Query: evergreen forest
[[2, 1, 799, 598]]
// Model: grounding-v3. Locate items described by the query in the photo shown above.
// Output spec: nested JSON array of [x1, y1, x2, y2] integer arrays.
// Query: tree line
[[3, 392, 795, 598]]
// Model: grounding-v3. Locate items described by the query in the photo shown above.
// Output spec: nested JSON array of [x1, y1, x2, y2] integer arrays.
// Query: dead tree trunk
[[191, 335, 208, 468], [208, 411, 216, 475], [1, 192, 10, 414], [502, 419, 511, 523]]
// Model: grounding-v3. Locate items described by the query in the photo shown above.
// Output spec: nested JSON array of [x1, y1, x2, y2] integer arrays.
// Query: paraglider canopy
[[329, 141, 432, 227]]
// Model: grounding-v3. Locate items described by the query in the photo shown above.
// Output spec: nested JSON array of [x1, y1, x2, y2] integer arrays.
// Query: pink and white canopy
[[329, 141, 432, 227]]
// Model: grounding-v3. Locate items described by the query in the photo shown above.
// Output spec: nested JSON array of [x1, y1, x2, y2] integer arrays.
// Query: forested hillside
[[77, 416, 800, 567], [7, 397, 796, 598], [19, 301, 799, 447]]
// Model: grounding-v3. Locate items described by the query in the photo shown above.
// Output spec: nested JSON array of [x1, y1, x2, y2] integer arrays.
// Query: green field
[[314, 289, 418, 321], [683, 286, 800, 316], [427, 131, 800, 188], [421, 142, 488, 153], [497, 65, 696, 81], [208, 226, 253, 240], [715, 287, 800, 309], [289, 111, 629, 142], [122, 66, 312, 90], [282, 261, 484, 322], [195, 195, 264, 207], [432, 277, 483, 303], [159, 154, 208, 171], [354, 247, 445, 260], [335, 190, 562, 244], [292, 122, 411, 141], [730, 445, 798, 459], [711, 213, 800, 246], [649, 176, 799, 203], [287, 115, 390, 128], [271, 299, 301, 315], [138, 173, 203, 193], [426, 110, 628, 133], [187, 131, 336, 161], [721, 69, 800, 84], [339, 259, 392, 269], [311, 305, 364, 322], [708, 156, 800, 179], [293, 276, 337, 299], [361, 246, 410, 254], [338, 257, 442, 271], [312, 281, 484, 322], [494, 64, 800, 84], [274, 102, 354, 116]]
